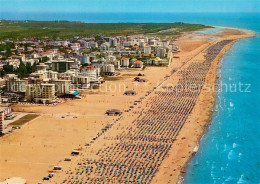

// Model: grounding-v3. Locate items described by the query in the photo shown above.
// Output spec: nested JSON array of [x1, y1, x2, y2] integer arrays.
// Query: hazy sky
[[1, 0, 259, 13]]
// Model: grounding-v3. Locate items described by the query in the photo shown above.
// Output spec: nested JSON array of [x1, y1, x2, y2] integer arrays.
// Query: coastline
[[0, 27, 256, 183], [151, 28, 256, 184]]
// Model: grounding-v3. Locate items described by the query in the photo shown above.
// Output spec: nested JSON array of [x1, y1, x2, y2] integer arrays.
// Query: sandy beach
[[0, 27, 256, 184]]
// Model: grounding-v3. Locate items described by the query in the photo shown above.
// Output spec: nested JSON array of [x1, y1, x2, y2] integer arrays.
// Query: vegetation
[[10, 114, 39, 127], [83, 48, 99, 54], [0, 21, 212, 40], [0, 42, 16, 57], [0, 61, 37, 78]]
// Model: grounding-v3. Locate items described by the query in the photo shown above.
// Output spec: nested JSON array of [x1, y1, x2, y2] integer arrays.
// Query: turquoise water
[[1, 12, 259, 183], [184, 25, 260, 183]]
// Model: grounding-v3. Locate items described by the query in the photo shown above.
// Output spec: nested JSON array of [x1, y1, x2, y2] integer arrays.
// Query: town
[[0, 34, 178, 135]]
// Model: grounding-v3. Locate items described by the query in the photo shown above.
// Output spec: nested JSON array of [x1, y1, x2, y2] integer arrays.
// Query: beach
[[0, 27, 255, 184]]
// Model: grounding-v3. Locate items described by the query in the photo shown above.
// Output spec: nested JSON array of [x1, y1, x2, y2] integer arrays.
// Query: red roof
[[134, 60, 142, 64]]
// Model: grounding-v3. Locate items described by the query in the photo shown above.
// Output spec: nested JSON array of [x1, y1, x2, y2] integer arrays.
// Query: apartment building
[[26, 83, 56, 104]]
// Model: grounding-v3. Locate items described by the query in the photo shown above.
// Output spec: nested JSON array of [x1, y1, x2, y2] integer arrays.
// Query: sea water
[[183, 15, 260, 184], [1, 12, 259, 184]]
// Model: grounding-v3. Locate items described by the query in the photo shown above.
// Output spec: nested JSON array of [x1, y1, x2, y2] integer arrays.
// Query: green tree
[[42, 56, 49, 62], [26, 62, 32, 74], [17, 61, 27, 78], [32, 62, 37, 72]]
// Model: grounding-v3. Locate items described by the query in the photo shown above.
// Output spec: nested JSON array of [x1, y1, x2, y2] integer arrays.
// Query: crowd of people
[[56, 40, 232, 184]]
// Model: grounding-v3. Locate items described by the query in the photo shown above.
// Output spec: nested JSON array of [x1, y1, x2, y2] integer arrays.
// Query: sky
[[0, 0, 259, 13]]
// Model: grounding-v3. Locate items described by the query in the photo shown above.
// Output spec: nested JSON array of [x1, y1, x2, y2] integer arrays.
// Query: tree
[[100, 72, 105, 77], [3, 64, 14, 73], [95, 35, 102, 41], [41, 56, 49, 62], [32, 62, 37, 72], [16, 61, 27, 78], [26, 62, 32, 74]]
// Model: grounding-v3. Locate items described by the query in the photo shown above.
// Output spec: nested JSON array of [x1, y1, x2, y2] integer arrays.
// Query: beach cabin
[[71, 150, 80, 155], [53, 166, 62, 170], [105, 109, 122, 116], [43, 177, 49, 180], [48, 173, 54, 178], [64, 157, 72, 161], [124, 90, 137, 96]]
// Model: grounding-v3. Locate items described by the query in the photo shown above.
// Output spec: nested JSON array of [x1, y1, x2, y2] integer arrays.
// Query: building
[[75, 55, 90, 65], [109, 38, 117, 47], [36, 63, 48, 71], [51, 60, 74, 73], [149, 39, 157, 45], [130, 58, 137, 65], [100, 43, 110, 51], [45, 70, 58, 80], [144, 47, 151, 54], [139, 41, 145, 47], [72, 76, 90, 89], [109, 60, 120, 69], [29, 71, 46, 80], [81, 66, 100, 83], [88, 41, 98, 48], [0, 110, 4, 135], [156, 47, 166, 58], [123, 42, 132, 47], [106, 55, 117, 62], [51, 80, 71, 96], [101, 64, 115, 75], [147, 58, 160, 66], [121, 58, 130, 67], [26, 83, 56, 104], [0, 105, 15, 120], [133, 60, 143, 68], [6, 74, 27, 93]]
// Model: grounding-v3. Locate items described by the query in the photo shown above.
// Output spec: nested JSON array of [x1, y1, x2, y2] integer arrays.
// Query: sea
[[0, 12, 259, 184]]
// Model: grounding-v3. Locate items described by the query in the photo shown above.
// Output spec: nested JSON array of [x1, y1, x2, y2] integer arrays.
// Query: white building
[[121, 58, 130, 67], [139, 41, 145, 47], [36, 63, 48, 71], [149, 39, 157, 46], [100, 43, 110, 51], [133, 60, 143, 68], [51, 79, 71, 96], [109, 38, 117, 47], [123, 42, 132, 47], [72, 76, 90, 89], [88, 41, 98, 48], [6, 74, 27, 93], [46, 71, 58, 80], [81, 66, 100, 82], [26, 83, 56, 104], [156, 47, 166, 58], [144, 47, 151, 54], [101, 64, 115, 74]]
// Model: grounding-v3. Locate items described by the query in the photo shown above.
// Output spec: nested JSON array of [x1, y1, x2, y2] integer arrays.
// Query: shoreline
[[0, 27, 256, 183], [151, 29, 256, 184]]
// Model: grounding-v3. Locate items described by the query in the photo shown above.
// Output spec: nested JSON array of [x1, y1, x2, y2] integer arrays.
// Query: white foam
[[228, 150, 237, 160], [230, 102, 234, 107], [233, 143, 239, 148], [225, 176, 235, 182], [237, 174, 248, 184]]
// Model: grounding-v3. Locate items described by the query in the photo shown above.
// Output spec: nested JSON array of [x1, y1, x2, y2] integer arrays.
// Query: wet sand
[[0, 27, 256, 184]]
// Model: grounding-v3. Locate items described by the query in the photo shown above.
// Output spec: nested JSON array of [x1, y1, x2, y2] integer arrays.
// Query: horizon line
[[1, 11, 260, 14]]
